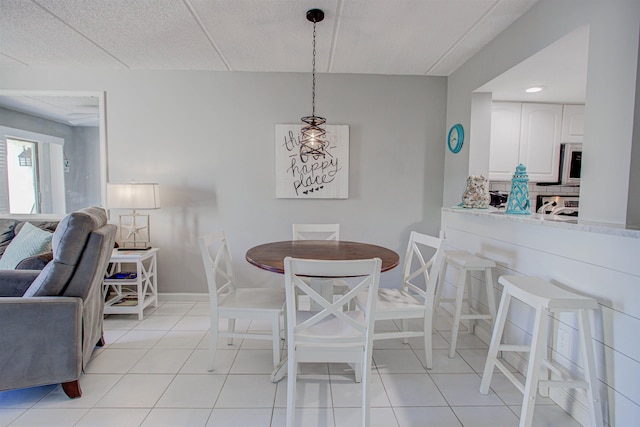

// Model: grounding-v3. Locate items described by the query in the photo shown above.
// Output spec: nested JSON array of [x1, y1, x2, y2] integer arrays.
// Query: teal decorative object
[[505, 164, 532, 215], [447, 124, 464, 153]]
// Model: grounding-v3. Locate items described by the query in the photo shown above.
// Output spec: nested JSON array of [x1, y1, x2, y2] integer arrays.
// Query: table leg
[[310, 278, 334, 311]]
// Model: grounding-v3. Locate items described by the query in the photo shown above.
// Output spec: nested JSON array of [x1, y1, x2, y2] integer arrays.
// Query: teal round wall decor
[[447, 124, 464, 153]]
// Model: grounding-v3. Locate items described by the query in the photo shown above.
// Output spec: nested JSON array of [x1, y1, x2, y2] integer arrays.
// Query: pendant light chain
[[311, 19, 317, 117], [300, 8, 327, 158]]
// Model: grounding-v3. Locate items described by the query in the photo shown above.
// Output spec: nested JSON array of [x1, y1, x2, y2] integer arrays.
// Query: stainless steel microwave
[[561, 143, 582, 186]]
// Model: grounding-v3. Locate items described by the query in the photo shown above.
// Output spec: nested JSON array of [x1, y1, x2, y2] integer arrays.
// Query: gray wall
[[67, 126, 101, 212], [444, 0, 640, 226], [628, 34, 640, 228], [0, 69, 447, 293]]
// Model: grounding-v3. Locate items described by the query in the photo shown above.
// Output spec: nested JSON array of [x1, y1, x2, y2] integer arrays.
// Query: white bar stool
[[436, 250, 497, 358], [479, 275, 603, 427]]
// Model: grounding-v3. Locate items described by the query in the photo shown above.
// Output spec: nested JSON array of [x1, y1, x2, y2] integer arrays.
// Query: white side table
[[103, 248, 159, 320]]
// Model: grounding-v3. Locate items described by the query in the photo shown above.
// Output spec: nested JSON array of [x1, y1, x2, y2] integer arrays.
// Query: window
[[0, 131, 65, 215], [6, 138, 40, 213]]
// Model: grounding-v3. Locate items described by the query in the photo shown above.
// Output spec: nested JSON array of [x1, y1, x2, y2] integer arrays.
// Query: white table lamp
[[107, 183, 160, 250]]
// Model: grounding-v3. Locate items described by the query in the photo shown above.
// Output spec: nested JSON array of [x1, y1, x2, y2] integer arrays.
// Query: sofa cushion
[[23, 208, 106, 297], [0, 222, 53, 270], [0, 219, 18, 258]]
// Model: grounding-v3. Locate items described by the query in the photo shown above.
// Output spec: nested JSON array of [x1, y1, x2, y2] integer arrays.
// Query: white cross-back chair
[[357, 231, 443, 369], [292, 223, 340, 241], [284, 257, 381, 427], [292, 223, 348, 309], [199, 231, 285, 372]]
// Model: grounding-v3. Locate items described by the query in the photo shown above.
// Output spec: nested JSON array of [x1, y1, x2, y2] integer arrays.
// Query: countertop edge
[[441, 207, 640, 239]]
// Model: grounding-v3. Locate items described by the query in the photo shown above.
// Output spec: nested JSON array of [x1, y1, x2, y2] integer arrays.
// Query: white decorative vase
[[461, 175, 490, 208]]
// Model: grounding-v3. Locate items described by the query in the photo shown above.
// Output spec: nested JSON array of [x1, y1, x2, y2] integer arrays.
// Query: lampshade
[[107, 183, 160, 210]]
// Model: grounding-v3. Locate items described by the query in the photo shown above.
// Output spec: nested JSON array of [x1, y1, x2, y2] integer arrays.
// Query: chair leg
[[271, 314, 281, 367], [362, 357, 371, 427], [519, 307, 548, 427], [464, 277, 474, 334], [227, 318, 236, 346], [449, 270, 467, 358], [480, 291, 512, 394], [209, 316, 219, 372], [354, 363, 363, 383], [484, 267, 498, 324], [423, 305, 434, 369], [61, 380, 82, 398], [401, 319, 409, 344], [434, 260, 446, 316], [579, 309, 604, 427], [286, 357, 298, 427]]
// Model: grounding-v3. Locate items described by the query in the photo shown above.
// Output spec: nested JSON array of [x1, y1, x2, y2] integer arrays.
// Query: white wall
[[444, 0, 640, 226], [0, 69, 447, 293], [441, 210, 640, 426]]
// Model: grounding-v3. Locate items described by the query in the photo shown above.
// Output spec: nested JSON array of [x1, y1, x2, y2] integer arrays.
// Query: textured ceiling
[[0, 0, 540, 76], [8, 0, 587, 126]]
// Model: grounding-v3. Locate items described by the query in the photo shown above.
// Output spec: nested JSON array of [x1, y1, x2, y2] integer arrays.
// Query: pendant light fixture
[[300, 8, 328, 158]]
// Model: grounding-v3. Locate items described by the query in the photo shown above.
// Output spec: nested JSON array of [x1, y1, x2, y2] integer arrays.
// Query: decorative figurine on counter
[[461, 175, 490, 208], [505, 164, 532, 215]]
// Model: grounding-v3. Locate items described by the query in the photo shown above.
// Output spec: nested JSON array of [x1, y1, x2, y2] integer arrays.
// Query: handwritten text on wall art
[[275, 124, 349, 199]]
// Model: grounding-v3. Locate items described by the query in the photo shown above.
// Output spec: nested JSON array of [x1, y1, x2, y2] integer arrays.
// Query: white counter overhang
[[441, 207, 640, 239]]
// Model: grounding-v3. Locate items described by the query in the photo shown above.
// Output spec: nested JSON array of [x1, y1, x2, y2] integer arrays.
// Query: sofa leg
[[96, 335, 105, 347], [61, 380, 82, 398]]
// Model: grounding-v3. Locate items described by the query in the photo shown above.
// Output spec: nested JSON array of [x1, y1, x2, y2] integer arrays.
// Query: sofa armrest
[[16, 251, 53, 270], [0, 297, 82, 392], [0, 270, 41, 297]]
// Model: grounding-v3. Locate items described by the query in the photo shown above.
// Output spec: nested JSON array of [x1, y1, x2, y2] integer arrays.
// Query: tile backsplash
[[489, 181, 579, 211]]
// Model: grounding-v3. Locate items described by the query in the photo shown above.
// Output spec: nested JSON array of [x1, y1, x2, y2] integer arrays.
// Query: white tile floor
[[0, 302, 582, 427]]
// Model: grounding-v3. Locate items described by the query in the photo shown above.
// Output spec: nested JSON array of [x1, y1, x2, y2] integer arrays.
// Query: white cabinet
[[519, 103, 562, 182], [489, 102, 562, 182], [489, 102, 522, 181], [561, 104, 585, 142]]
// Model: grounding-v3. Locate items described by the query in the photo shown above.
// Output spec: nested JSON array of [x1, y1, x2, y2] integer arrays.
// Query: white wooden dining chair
[[199, 231, 285, 372], [292, 223, 340, 241], [356, 231, 444, 369], [284, 257, 381, 427], [292, 223, 348, 309]]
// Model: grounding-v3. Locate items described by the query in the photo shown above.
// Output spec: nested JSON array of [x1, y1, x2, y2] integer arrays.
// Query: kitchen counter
[[442, 206, 640, 239]]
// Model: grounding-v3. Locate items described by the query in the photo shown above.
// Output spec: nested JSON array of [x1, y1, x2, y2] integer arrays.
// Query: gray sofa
[[0, 207, 116, 398]]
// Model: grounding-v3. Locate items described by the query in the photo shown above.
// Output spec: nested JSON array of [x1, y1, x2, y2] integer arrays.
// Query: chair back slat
[[292, 223, 340, 241], [284, 257, 381, 345], [401, 231, 443, 302], [199, 231, 237, 306]]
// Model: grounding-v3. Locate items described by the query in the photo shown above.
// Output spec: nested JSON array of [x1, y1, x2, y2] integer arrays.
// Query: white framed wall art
[[275, 124, 349, 199]]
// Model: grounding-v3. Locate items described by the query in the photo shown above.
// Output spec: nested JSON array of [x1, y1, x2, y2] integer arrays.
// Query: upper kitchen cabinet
[[489, 102, 522, 181], [489, 102, 562, 182], [561, 104, 585, 142]]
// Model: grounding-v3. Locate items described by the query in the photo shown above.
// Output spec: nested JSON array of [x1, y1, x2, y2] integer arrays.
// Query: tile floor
[[0, 302, 582, 427]]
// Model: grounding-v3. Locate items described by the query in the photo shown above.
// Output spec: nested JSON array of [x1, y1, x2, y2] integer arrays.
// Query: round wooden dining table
[[245, 240, 400, 275], [245, 240, 400, 382]]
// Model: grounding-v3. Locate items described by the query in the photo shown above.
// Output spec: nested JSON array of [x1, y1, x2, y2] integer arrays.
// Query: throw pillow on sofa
[[0, 219, 18, 258], [0, 222, 53, 270]]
